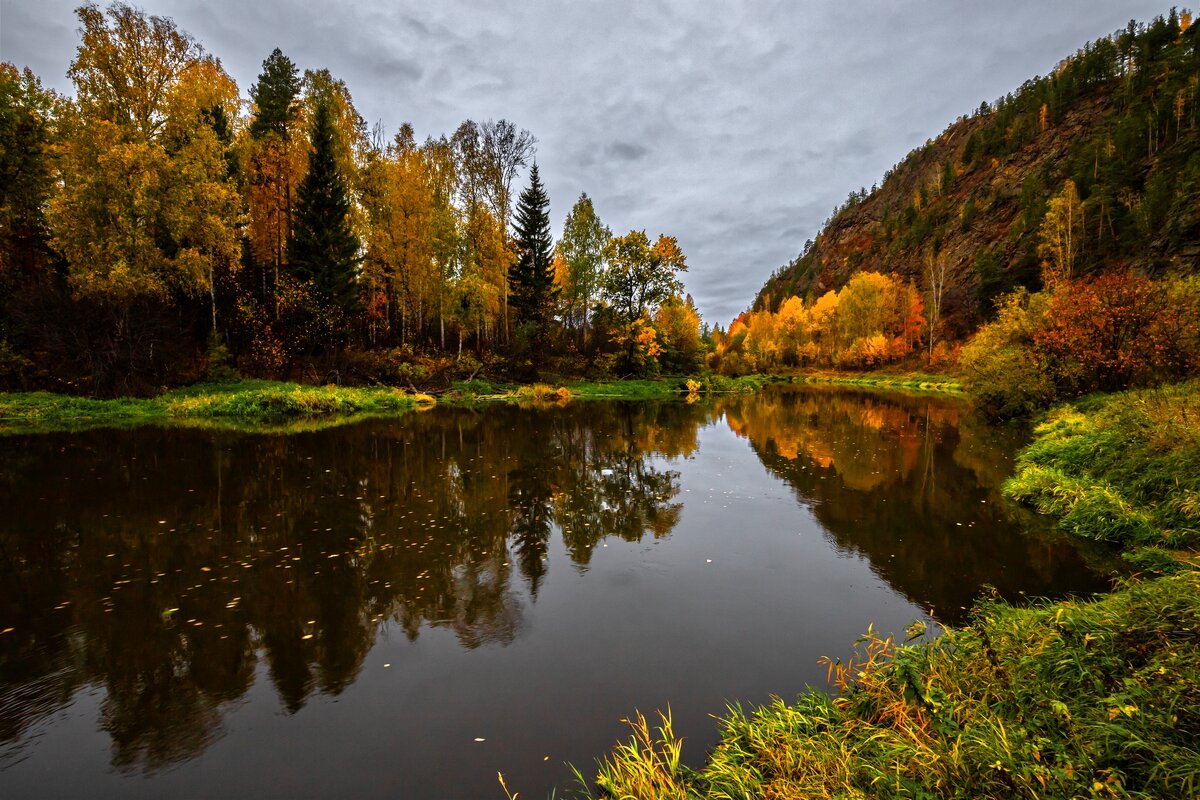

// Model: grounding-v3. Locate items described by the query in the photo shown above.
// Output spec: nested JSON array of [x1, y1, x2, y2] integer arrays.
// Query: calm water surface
[[0, 386, 1113, 798]]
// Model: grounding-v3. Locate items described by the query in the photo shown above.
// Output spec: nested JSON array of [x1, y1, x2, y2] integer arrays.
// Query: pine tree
[[508, 164, 557, 328], [287, 93, 360, 316], [249, 49, 300, 140]]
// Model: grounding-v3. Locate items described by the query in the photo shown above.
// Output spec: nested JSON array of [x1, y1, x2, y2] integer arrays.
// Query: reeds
[[576, 573, 1200, 799]]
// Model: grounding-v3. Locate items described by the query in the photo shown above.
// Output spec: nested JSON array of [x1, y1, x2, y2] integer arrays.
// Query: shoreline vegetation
[[0, 376, 739, 434], [0, 371, 956, 435], [566, 378, 1200, 800]]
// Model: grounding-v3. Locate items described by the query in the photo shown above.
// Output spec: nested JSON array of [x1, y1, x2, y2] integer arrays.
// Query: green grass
[[440, 375, 772, 406], [1003, 380, 1200, 550], [567, 375, 770, 400], [0, 380, 433, 434], [573, 572, 1200, 799]]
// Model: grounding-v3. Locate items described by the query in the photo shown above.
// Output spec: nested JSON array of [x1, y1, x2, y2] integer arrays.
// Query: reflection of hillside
[[721, 387, 1112, 623], [0, 401, 700, 770]]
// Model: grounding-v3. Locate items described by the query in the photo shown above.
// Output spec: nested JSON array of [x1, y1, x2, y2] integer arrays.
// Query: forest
[[0, 2, 702, 396]]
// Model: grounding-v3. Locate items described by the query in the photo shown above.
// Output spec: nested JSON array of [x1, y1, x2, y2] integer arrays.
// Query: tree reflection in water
[[0, 401, 699, 770], [717, 386, 1113, 619]]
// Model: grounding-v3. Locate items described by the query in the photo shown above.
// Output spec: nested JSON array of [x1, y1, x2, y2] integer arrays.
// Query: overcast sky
[[0, 1, 1169, 324]]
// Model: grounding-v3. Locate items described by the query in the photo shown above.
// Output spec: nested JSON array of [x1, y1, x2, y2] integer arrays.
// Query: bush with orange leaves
[[1033, 271, 1200, 396], [963, 272, 1200, 417]]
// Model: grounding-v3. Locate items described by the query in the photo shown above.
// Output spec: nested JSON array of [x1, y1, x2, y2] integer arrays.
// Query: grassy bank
[[0, 380, 434, 434], [0, 375, 771, 433], [571, 380, 1200, 799], [441, 374, 772, 405], [581, 572, 1200, 799], [1003, 380, 1200, 554]]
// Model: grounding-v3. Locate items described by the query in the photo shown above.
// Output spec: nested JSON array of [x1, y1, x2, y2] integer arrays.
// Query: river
[[0, 386, 1113, 797]]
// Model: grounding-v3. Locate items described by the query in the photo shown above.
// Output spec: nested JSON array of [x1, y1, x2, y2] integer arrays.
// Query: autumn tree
[[1033, 271, 1196, 394], [924, 249, 950, 360], [603, 231, 687, 325], [653, 295, 702, 373], [360, 125, 439, 345], [452, 119, 535, 343], [47, 1, 240, 388], [601, 231, 687, 374], [558, 193, 610, 348], [1038, 178, 1084, 289]]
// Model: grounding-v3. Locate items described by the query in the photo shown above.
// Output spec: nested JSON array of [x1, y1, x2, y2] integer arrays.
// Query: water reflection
[[0, 401, 699, 770], [717, 387, 1113, 617], [0, 389, 1110, 785]]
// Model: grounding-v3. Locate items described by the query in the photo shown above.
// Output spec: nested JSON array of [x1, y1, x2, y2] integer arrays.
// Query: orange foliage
[[717, 272, 925, 373], [1032, 271, 1199, 394]]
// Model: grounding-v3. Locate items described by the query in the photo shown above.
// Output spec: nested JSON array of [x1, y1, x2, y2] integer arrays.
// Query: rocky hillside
[[754, 11, 1200, 338]]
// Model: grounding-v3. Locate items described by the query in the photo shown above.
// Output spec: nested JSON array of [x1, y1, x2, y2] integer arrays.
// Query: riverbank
[[0, 370, 959, 435], [572, 380, 1200, 799], [0, 380, 435, 434], [0, 375, 774, 434]]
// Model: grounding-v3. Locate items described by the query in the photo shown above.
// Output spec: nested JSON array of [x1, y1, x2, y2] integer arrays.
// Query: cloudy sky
[[1, 1, 1168, 324]]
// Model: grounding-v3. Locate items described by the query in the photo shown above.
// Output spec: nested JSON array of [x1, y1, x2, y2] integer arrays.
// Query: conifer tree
[[288, 92, 360, 317], [508, 164, 556, 329], [249, 49, 300, 140]]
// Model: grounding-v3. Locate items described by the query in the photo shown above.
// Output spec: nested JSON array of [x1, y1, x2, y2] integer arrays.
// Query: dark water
[[0, 386, 1113, 798]]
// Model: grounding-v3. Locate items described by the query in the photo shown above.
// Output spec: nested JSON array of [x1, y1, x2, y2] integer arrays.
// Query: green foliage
[[1004, 381, 1200, 549], [602, 230, 687, 327], [960, 289, 1057, 417], [287, 90, 361, 327], [0, 64, 55, 281], [509, 164, 557, 328], [0, 380, 431, 433], [204, 331, 240, 382], [558, 192, 611, 341], [248, 48, 301, 140], [0, 340, 33, 390]]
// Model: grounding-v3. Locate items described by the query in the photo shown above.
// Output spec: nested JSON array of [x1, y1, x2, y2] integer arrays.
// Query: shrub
[[961, 274, 1200, 418], [960, 290, 1056, 417]]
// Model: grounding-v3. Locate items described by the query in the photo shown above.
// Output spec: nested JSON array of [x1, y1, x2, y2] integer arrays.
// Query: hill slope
[[754, 11, 1200, 338]]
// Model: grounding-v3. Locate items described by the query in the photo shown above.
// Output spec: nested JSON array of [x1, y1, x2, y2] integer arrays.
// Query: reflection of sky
[[1, 1, 1166, 325]]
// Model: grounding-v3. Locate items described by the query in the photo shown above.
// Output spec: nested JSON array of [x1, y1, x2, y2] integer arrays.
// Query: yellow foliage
[[1039, 179, 1083, 290]]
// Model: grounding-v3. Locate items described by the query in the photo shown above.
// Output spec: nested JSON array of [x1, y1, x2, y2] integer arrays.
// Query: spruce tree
[[287, 93, 360, 316], [509, 164, 556, 328], [249, 49, 300, 140]]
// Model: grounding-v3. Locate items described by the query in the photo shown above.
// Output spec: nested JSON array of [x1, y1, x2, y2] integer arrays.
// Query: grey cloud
[[606, 141, 650, 162]]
